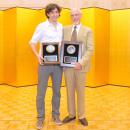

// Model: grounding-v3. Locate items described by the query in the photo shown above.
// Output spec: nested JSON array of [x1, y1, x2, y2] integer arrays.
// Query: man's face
[[71, 11, 81, 24], [47, 8, 60, 21]]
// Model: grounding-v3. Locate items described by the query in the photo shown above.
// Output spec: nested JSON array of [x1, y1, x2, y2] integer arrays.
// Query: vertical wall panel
[[94, 8, 109, 86], [81, 8, 95, 86], [3, 8, 17, 85], [81, 8, 109, 86], [0, 11, 4, 83], [109, 9, 130, 86], [16, 8, 46, 86]]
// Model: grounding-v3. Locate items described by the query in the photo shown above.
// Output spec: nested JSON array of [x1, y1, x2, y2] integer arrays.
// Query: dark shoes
[[79, 118, 88, 126], [63, 116, 88, 126], [62, 116, 76, 123]]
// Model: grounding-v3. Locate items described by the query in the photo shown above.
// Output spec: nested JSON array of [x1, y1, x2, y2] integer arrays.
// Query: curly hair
[[45, 3, 62, 18]]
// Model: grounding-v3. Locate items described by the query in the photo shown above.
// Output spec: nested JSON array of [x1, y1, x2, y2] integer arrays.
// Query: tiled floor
[[0, 85, 130, 130]]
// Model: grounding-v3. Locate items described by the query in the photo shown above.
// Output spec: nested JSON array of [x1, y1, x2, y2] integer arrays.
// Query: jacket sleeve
[[79, 29, 94, 67]]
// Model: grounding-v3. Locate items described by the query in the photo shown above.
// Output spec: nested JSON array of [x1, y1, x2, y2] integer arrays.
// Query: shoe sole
[[55, 122, 63, 125], [36, 126, 43, 130], [63, 118, 76, 124]]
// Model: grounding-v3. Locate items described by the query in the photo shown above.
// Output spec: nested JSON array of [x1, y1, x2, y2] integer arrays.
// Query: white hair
[[70, 8, 82, 14]]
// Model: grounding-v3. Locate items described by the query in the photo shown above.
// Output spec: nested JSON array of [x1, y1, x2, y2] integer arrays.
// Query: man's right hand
[[29, 43, 44, 65], [37, 55, 44, 65]]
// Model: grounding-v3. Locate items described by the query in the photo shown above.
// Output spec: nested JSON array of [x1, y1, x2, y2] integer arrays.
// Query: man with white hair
[[62, 8, 94, 126]]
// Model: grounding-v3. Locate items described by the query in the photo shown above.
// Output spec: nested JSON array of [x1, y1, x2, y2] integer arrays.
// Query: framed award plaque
[[42, 42, 60, 64], [60, 41, 82, 67]]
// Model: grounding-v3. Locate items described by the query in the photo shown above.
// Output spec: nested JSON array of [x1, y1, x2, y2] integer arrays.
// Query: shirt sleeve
[[29, 24, 42, 44], [78, 29, 94, 67]]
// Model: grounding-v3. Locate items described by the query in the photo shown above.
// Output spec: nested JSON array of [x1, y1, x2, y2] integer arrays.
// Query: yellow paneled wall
[[81, 8, 109, 86], [0, 8, 72, 86], [0, 8, 130, 86], [81, 8, 95, 86], [3, 9, 17, 85], [16, 8, 72, 86], [0, 11, 4, 83], [109, 9, 130, 86], [16, 8, 46, 86], [94, 8, 109, 86], [58, 9, 71, 25], [0, 8, 110, 86]]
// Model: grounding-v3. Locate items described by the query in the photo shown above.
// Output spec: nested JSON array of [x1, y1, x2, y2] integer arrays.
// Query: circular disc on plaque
[[67, 45, 76, 54], [46, 45, 55, 53]]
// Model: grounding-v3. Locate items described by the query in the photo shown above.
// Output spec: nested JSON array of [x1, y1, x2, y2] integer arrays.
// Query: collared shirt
[[71, 24, 81, 35], [71, 24, 84, 52], [29, 20, 63, 44], [29, 20, 62, 55]]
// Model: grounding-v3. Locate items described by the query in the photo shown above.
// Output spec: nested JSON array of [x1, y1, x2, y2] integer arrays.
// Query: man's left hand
[[74, 62, 82, 70]]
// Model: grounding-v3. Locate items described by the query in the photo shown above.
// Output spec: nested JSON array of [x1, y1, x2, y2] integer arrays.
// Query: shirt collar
[[46, 19, 58, 27], [72, 23, 81, 29]]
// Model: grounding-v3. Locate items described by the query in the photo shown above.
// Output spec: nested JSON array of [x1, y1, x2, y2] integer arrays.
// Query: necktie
[[71, 25, 77, 42]]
